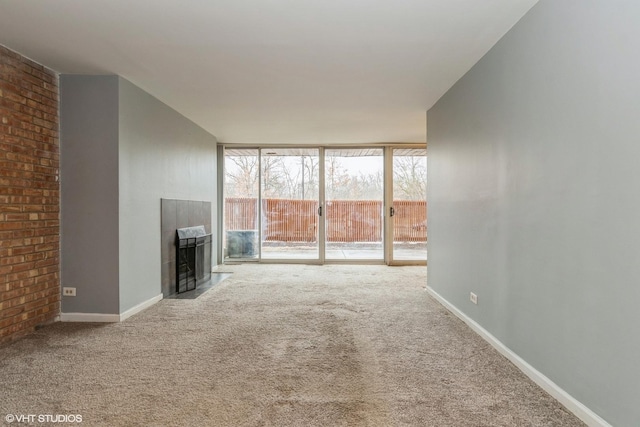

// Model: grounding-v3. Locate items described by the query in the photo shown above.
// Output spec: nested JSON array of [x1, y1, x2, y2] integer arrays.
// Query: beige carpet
[[0, 265, 583, 426]]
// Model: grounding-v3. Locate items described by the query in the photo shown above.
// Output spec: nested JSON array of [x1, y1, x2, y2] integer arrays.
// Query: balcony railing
[[225, 198, 426, 243]]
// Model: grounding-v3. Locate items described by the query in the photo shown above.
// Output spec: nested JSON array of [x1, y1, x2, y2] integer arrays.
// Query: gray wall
[[60, 75, 218, 315], [118, 78, 217, 312], [60, 75, 120, 314], [427, 1, 640, 426]]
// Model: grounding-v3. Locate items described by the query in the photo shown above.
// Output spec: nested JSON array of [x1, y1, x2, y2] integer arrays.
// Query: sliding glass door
[[222, 145, 426, 265], [260, 148, 320, 260], [388, 147, 427, 263], [223, 148, 259, 261], [325, 148, 384, 260]]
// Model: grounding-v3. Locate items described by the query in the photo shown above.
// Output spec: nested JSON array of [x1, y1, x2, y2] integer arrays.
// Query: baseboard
[[426, 286, 611, 427], [59, 312, 120, 322], [60, 294, 163, 323], [119, 293, 163, 321]]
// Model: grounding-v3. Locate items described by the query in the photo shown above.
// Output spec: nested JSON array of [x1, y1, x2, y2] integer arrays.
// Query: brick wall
[[0, 45, 60, 344]]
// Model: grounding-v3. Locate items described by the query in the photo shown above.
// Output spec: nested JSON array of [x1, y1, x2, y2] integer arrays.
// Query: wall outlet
[[470, 292, 478, 305], [63, 287, 76, 297]]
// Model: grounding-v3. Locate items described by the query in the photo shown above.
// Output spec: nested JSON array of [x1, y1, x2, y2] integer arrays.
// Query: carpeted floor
[[0, 264, 584, 426]]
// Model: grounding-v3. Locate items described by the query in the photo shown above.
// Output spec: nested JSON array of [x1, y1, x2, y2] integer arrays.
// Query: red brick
[[0, 45, 59, 343], [1, 287, 25, 301], [0, 317, 16, 329], [6, 270, 32, 282], [11, 245, 34, 255], [0, 255, 25, 265]]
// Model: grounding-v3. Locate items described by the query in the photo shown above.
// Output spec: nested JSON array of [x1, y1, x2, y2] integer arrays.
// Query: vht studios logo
[[5, 414, 83, 423]]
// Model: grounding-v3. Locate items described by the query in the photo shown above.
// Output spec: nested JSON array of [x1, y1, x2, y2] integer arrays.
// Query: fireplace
[[176, 226, 212, 294]]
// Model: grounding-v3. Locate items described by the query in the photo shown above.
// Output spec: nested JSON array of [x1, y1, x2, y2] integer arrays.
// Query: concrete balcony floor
[[227, 242, 427, 261]]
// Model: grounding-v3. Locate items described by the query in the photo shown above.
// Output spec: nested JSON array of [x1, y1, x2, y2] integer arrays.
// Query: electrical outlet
[[470, 292, 478, 305], [63, 287, 76, 297]]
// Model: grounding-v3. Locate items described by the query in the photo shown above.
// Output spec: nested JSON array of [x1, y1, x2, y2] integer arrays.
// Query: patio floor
[[228, 242, 427, 261]]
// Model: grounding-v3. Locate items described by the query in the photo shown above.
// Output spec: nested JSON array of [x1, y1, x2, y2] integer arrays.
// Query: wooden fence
[[325, 200, 383, 242], [225, 198, 426, 242]]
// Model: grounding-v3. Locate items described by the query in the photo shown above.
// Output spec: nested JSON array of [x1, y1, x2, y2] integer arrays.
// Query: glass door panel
[[391, 148, 427, 262], [223, 148, 259, 261], [261, 148, 320, 260], [325, 148, 384, 260]]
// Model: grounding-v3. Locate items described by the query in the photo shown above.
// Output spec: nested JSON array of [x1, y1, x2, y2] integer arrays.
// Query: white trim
[[60, 293, 163, 323], [119, 293, 163, 322], [426, 286, 612, 427], [59, 312, 120, 323]]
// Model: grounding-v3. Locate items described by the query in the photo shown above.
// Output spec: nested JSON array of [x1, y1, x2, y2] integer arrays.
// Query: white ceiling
[[0, 0, 538, 144]]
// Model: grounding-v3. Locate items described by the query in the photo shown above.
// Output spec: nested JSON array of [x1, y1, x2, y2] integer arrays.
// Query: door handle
[[318, 206, 322, 216], [390, 207, 395, 217]]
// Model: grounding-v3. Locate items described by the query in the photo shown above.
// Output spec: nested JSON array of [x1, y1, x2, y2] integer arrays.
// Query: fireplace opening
[[176, 226, 212, 294]]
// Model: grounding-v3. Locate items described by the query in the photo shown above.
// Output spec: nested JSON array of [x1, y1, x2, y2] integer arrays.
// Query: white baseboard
[[59, 312, 120, 322], [60, 293, 163, 323], [426, 286, 611, 427], [119, 293, 163, 322]]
